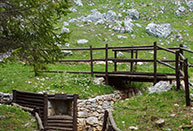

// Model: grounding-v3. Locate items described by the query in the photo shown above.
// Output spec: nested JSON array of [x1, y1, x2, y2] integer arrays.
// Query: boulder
[[82, 11, 104, 22], [146, 23, 171, 38], [77, 39, 88, 45], [117, 51, 124, 57], [127, 9, 139, 20], [176, 6, 186, 15], [105, 10, 117, 22], [148, 81, 171, 94], [186, 1, 193, 10], [61, 27, 70, 33]]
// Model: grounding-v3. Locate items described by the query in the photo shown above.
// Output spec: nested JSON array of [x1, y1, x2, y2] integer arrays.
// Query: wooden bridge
[[43, 42, 193, 106]]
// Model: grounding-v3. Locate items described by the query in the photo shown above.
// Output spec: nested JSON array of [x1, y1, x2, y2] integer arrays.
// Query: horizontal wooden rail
[[157, 60, 175, 70], [157, 46, 176, 54], [181, 47, 193, 54], [111, 58, 153, 62]]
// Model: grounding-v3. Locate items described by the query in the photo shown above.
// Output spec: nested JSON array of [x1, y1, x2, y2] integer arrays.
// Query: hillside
[[0, 0, 193, 131]]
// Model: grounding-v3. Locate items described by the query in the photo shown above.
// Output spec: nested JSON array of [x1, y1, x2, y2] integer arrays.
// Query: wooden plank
[[184, 59, 191, 106], [135, 51, 138, 71], [181, 47, 193, 54], [157, 60, 175, 70], [44, 93, 48, 127], [114, 51, 117, 72], [153, 42, 157, 85], [35, 112, 44, 130], [111, 58, 154, 62], [130, 50, 134, 72], [157, 45, 176, 54]]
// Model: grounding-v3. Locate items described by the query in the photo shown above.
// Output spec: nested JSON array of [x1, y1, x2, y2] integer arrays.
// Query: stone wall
[[77, 91, 122, 131]]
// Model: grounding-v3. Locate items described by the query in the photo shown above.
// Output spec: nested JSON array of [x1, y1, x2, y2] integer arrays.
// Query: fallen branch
[[35, 112, 44, 130]]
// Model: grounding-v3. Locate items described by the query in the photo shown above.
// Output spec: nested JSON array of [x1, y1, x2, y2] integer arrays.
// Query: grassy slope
[[54, 0, 193, 77], [113, 90, 193, 131], [0, 104, 37, 131], [0, 62, 113, 98]]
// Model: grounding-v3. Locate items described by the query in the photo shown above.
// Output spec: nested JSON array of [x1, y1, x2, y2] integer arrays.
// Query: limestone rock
[[63, 21, 69, 26], [127, 9, 139, 20], [77, 39, 88, 45], [86, 117, 98, 125], [155, 119, 165, 127], [148, 81, 171, 94], [61, 50, 72, 56], [117, 35, 128, 39], [78, 111, 88, 118], [117, 51, 124, 57], [61, 27, 70, 33], [93, 77, 104, 85], [176, 6, 186, 16], [74, 0, 83, 6], [146, 23, 171, 38], [105, 10, 117, 22]]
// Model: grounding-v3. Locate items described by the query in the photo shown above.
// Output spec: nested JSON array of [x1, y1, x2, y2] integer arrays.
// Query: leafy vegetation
[[0, 0, 70, 76], [0, 104, 37, 131], [113, 90, 193, 131]]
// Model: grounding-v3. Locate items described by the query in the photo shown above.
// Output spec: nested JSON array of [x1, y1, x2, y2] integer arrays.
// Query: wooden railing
[[102, 110, 122, 131], [43, 42, 193, 106]]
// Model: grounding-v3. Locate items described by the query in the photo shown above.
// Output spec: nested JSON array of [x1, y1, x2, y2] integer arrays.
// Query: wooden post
[[179, 44, 183, 71], [135, 50, 138, 71], [153, 41, 157, 85], [13, 90, 17, 103], [130, 50, 134, 72], [184, 59, 191, 106], [73, 94, 78, 131], [176, 51, 180, 90], [102, 110, 108, 131], [90, 46, 93, 77], [43, 93, 48, 127], [114, 51, 117, 72], [105, 44, 109, 85]]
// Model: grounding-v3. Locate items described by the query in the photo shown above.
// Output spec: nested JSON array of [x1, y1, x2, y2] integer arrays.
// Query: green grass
[[0, 104, 37, 131], [113, 90, 193, 131], [0, 62, 114, 98]]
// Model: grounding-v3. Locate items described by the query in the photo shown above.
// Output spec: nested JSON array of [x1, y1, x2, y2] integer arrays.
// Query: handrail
[[180, 47, 193, 54], [157, 45, 176, 54], [157, 60, 175, 70]]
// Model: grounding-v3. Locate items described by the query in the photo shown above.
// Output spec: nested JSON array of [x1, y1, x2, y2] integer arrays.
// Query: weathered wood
[[102, 110, 122, 131], [105, 44, 109, 85], [130, 50, 134, 72], [157, 60, 175, 70], [157, 45, 176, 54], [73, 94, 78, 131], [43, 93, 48, 127], [153, 42, 157, 85], [114, 51, 117, 72], [12, 102, 34, 112], [184, 59, 191, 106], [181, 47, 193, 54], [175, 51, 180, 90], [90, 46, 94, 77], [135, 51, 138, 71], [102, 110, 108, 131], [35, 112, 44, 130]]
